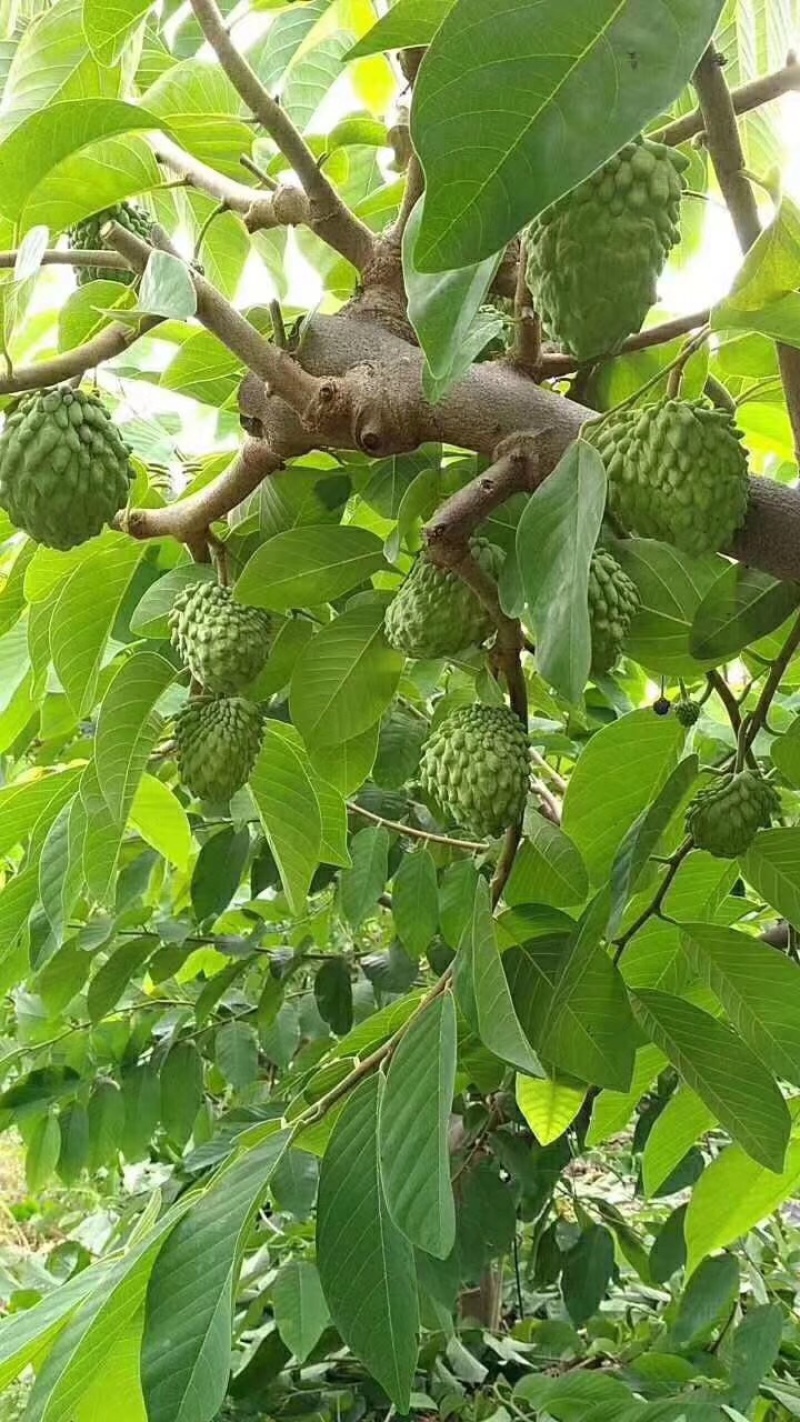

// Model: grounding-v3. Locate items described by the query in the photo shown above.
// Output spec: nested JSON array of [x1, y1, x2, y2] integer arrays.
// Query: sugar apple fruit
[[0, 385, 134, 549], [384, 539, 504, 659], [526, 137, 689, 360], [419, 704, 530, 837], [67, 202, 151, 285], [169, 582, 272, 694], [174, 696, 264, 801], [686, 770, 780, 858], [586, 398, 750, 558], [676, 698, 702, 727], [588, 548, 640, 674]]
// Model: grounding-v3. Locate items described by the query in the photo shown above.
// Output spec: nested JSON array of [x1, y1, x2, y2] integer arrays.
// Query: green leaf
[[314, 958, 353, 1036], [86, 1080, 125, 1170], [631, 989, 790, 1172], [516, 1074, 586, 1145], [273, 1260, 330, 1364], [411, 0, 724, 270], [712, 197, 800, 345], [0, 0, 123, 130], [160, 1042, 204, 1147], [689, 563, 800, 662], [515, 440, 606, 703], [130, 564, 216, 639], [392, 849, 439, 958], [562, 708, 684, 885], [608, 755, 699, 935], [641, 1085, 716, 1197], [402, 197, 501, 398], [317, 1076, 419, 1410], [139, 251, 197, 319], [250, 722, 341, 912], [142, 1128, 290, 1422], [613, 539, 728, 677], [0, 1267, 98, 1393], [455, 877, 543, 1076], [772, 717, 800, 787], [236, 526, 388, 610], [505, 818, 589, 910], [121, 1064, 160, 1161], [191, 826, 251, 923], [96, 651, 174, 824], [507, 893, 636, 1091], [586, 1043, 667, 1147], [51, 538, 145, 717], [130, 774, 193, 871], [215, 1022, 259, 1090], [561, 1225, 615, 1326], [670, 1254, 740, 1346], [339, 826, 390, 928], [348, 0, 454, 57], [680, 921, 800, 1087], [87, 936, 153, 1023], [685, 1131, 800, 1274], [83, 0, 154, 65], [729, 1304, 784, 1412], [0, 769, 82, 858], [57, 1102, 89, 1184], [379, 993, 457, 1259], [25, 1112, 60, 1192], [290, 602, 404, 749], [39, 797, 84, 944], [741, 828, 800, 928], [0, 100, 168, 221]]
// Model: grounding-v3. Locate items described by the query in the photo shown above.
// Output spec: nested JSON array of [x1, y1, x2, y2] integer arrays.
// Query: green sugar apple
[[67, 202, 151, 285], [419, 703, 530, 838], [588, 548, 640, 674], [676, 698, 702, 727], [174, 696, 264, 802], [0, 385, 134, 549], [384, 538, 504, 659], [526, 137, 689, 360], [686, 770, 780, 858], [169, 582, 272, 694], [587, 398, 750, 557]]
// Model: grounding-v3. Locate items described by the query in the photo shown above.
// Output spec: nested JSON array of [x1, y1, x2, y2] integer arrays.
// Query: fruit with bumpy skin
[[686, 770, 780, 858], [67, 202, 151, 286], [0, 385, 134, 549], [174, 697, 264, 801], [586, 397, 750, 558], [169, 582, 272, 693], [526, 138, 689, 360], [419, 704, 530, 838], [676, 699, 702, 727], [588, 548, 640, 674], [384, 539, 504, 659]]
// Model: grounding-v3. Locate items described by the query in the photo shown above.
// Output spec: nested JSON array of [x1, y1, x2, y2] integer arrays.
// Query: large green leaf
[[641, 1086, 716, 1197], [143, 63, 251, 179], [689, 563, 800, 662], [272, 1260, 330, 1365], [742, 828, 800, 928], [83, 0, 153, 65], [51, 538, 145, 718], [339, 825, 389, 927], [142, 1129, 290, 1422], [712, 197, 800, 346], [684, 1132, 800, 1275], [0, 100, 168, 221], [235, 526, 388, 611], [505, 817, 589, 910], [289, 602, 404, 749], [515, 441, 607, 703], [455, 877, 543, 1076], [348, 0, 454, 57], [391, 849, 439, 958], [411, 0, 724, 270], [586, 1043, 667, 1146], [680, 921, 800, 1087], [608, 755, 699, 935], [0, 1263, 98, 1392], [0, 769, 82, 858], [562, 709, 684, 885], [0, 0, 122, 131], [614, 539, 725, 676], [379, 993, 456, 1259], [317, 1076, 419, 1411], [95, 651, 174, 824], [632, 989, 790, 1172]]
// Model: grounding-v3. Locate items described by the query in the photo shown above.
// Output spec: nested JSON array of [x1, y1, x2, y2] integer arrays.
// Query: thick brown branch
[[116, 438, 280, 546], [0, 316, 163, 396], [104, 222, 320, 413], [693, 46, 800, 462], [187, 0, 374, 271], [654, 59, 800, 148]]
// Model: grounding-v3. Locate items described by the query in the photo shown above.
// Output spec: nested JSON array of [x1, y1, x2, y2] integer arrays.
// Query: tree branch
[[154, 137, 256, 212], [693, 46, 800, 462], [540, 308, 711, 378], [347, 800, 485, 853], [104, 222, 320, 413], [743, 608, 800, 752], [0, 315, 163, 396], [187, 0, 374, 271], [115, 438, 281, 548], [653, 58, 800, 148], [0, 249, 131, 272]]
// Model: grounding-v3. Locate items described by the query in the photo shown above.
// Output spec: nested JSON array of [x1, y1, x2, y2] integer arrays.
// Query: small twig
[[194, 201, 227, 261], [509, 233, 541, 376], [0, 249, 131, 272], [743, 609, 800, 752], [653, 58, 800, 148], [707, 669, 742, 733], [387, 152, 424, 246], [531, 778, 562, 825], [0, 313, 162, 395], [613, 838, 694, 961], [540, 309, 712, 380], [347, 800, 485, 853], [530, 745, 567, 793], [187, 0, 374, 271], [239, 153, 278, 191]]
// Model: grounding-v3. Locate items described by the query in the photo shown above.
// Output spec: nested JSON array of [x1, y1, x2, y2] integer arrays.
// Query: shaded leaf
[[690, 563, 800, 662], [455, 877, 543, 1076], [273, 1260, 330, 1364]]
